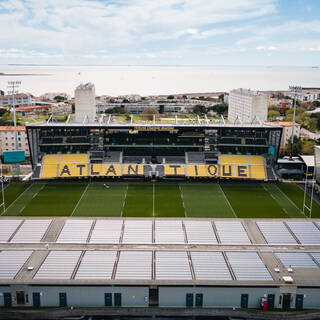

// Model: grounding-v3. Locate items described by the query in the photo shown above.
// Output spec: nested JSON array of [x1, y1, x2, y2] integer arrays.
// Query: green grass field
[[1, 181, 320, 218]]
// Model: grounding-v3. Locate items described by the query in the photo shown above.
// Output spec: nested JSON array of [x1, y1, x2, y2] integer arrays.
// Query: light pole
[[7, 81, 21, 150], [289, 86, 302, 158]]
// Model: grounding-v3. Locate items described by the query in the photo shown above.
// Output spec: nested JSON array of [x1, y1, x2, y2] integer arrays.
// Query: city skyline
[[0, 0, 319, 66]]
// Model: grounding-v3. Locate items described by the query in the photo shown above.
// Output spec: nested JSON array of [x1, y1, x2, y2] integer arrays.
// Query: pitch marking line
[[32, 184, 45, 199], [217, 183, 237, 218], [152, 182, 155, 217], [274, 184, 307, 218], [121, 185, 128, 217], [71, 182, 90, 216], [179, 184, 187, 217], [262, 184, 291, 219], [1, 183, 35, 216]]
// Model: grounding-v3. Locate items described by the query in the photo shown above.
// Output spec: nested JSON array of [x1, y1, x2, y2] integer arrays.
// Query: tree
[[142, 107, 158, 115], [142, 107, 158, 120], [268, 110, 280, 120], [54, 95, 66, 102], [167, 95, 175, 100], [286, 136, 303, 157], [302, 140, 316, 154], [192, 105, 206, 115]]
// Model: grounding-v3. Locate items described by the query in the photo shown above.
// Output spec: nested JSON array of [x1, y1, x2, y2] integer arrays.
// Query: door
[[267, 294, 275, 309], [295, 294, 304, 310], [16, 291, 25, 305], [105, 293, 112, 307], [241, 294, 249, 308], [195, 293, 203, 307], [59, 292, 67, 307], [114, 293, 122, 307], [282, 293, 291, 310], [186, 293, 194, 307], [3, 293, 12, 307], [33, 292, 41, 307]]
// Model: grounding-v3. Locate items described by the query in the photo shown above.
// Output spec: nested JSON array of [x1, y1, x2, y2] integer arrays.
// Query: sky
[[0, 0, 319, 66]]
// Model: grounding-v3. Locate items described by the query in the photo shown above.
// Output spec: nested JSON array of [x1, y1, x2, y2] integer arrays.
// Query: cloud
[[0, 0, 277, 53]]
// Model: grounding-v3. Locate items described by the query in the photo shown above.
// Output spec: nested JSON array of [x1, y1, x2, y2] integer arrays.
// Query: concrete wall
[[0, 286, 11, 306], [159, 286, 280, 308], [297, 288, 320, 308], [28, 286, 148, 307]]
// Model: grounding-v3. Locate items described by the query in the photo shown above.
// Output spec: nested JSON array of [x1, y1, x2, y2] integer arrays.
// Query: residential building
[[0, 93, 35, 107], [40, 92, 71, 101], [74, 83, 96, 123], [285, 88, 320, 102], [228, 88, 269, 122], [266, 121, 301, 146], [0, 126, 29, 156]]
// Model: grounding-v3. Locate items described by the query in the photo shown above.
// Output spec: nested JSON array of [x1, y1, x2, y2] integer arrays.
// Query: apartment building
[[0, 93, 35, 107], [228, 88, 269, 122], [0, 126, 29, 156], [266, 121, 301, 146]]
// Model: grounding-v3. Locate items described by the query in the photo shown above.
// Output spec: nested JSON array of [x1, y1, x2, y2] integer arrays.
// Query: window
[[5, 143, 8, 146], [18, 137, 21, 141]]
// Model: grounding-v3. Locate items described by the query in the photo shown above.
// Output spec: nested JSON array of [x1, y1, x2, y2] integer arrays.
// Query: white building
[[228, 88, 269, 122], [0, 126, 29, 156], [0, 93, 35, 107], [265, 121, 301, 146], [74, 83, 96, 123], [40, 92, 71, 101]]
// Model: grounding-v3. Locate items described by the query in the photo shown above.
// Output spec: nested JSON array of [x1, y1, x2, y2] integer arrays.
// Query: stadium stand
[[38, 153, 267, 180], [186, 152, 205, 164]]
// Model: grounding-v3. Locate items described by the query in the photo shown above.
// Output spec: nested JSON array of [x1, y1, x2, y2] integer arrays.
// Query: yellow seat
[[164, 164, 185, 176], [220, 154, 249, 164], [250, 155, 264, 165], [234, 165, 250, 178], [58, 163, 88, 177], [123, 164, 143, 176], [60, 154, 88, 163], [41, 164, 58, 178], [250, 165, 266, 180], [43, 154, 59, 164], [90, 164, 121, 177]]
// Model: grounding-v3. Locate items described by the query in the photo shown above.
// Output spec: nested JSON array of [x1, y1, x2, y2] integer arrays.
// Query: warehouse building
[[0, 217, 320, 310]]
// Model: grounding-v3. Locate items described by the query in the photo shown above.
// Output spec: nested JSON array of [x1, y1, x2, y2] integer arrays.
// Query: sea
[[0, 65, 319, 96]]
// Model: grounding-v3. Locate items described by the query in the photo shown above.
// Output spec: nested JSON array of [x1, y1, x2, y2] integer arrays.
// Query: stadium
[[1, 114, 320, 319]]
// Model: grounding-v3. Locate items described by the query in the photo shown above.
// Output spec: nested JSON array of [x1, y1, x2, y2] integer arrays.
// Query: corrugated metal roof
[[226, 251, 273, 281], [191, 251, 232, 280], [184, 220, 218, 244], [57, 220, 93, 243], [116, 251, 152, 280], [156, 251, 192, 280], [75, 251, 117, 280], [215, 221, 251, 245], [0, 250, 32, 279], [10, 220, 51, 243], [286, 222, 320, 245], [256, 221, 297, 244], [276, 252, 318, 269], [34, 251, 82, 280], [89, 220, 122, 244], [0, 219, 22, 242], [122, 220, 152, 244], [155, 220, 185, 244]]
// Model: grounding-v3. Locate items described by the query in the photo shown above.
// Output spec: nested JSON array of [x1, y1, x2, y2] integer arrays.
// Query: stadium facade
[[26, 119, 282, 181]]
